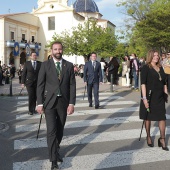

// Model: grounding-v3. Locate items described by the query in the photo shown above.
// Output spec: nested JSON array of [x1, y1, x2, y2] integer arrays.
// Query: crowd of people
[[0, 62, 24, 85], [73, 54, 147, 90], [1, 46, 170, 169]]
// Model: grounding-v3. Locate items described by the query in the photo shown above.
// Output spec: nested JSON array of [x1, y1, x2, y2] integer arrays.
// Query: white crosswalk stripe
[[17, 100, 136, 107], [16, 107, 139, 119], [13, 146, 170, 170], [13, 126, 164, 150], [14, 114, 170, 132], [13, 126, 170, 149], [12, 93, 170, 169], [16, 116, 142, 132], [17, 94, 124, 102]]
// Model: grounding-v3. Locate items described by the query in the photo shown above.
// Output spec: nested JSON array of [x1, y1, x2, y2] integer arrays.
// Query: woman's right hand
[[143, 99, 149, 109]]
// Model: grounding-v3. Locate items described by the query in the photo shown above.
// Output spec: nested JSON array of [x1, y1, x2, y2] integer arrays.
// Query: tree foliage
[[118, 0, 170, 55], [117, 0, 155, 22], [49, 20, 118, 60], [136, 1, 170, 51]]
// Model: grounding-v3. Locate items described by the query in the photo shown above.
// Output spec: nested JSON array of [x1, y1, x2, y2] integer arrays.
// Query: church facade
[[0, 0, 115, 68]]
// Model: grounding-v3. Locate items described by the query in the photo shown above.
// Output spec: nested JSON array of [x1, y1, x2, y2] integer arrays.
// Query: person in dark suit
[[36, 41, 76, 170], [84, 52, 103, 109], [21, 51, 41, 115]]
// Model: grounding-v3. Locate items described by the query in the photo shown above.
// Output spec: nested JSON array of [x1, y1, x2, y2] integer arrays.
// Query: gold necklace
[[152, 65, 162, 81]]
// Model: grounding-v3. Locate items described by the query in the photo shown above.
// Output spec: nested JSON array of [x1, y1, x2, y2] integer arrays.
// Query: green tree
[[118, 0, 170, 54], [49, 20, 118, 61], [136, 1, 170, 51]]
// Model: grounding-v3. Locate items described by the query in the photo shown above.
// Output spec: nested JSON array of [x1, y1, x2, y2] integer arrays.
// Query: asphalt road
[[1, 90, 170, 170]]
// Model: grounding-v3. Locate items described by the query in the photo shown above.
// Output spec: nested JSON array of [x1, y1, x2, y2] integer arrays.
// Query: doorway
[[20, 52, 26, 64], [9, 52, 14, 64]]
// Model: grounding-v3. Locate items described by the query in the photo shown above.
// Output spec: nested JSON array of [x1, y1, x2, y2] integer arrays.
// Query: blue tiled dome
[[73, 0, 99, 13]]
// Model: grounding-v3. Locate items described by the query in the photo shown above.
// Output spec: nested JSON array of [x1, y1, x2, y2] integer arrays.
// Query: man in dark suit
[[21, 51, 41, 115], [84, 52, 103, 109], [36, 41, 76, 170]]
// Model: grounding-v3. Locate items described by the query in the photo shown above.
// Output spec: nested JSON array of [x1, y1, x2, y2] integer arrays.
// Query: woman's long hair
[[146, 49, 161, 68], [110, 57, 119, 67]]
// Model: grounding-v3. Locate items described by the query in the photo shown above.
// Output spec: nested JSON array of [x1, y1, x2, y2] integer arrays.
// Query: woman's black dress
[[139, 65, 166, 121], [107, 58, 119, 84]]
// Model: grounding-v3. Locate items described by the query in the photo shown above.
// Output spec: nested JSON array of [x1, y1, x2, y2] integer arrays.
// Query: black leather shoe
[[51, 161, 59, 170], [95, 105, 100, 109], [89, 104, 92, 107], [28, 112, 33, 115], [57, 152, 63, 162]]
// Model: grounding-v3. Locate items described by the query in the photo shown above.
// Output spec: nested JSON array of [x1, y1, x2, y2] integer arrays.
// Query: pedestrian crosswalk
[[12, 92, 170, 170]]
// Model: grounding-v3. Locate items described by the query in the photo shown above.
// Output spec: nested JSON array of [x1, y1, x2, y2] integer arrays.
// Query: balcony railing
[[6, 41, 41, 49]]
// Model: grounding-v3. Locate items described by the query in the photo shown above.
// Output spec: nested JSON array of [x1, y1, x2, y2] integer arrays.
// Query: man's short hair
[[90, 52, 97, 56], [51, 41, 63, 49], [30, 51, 36, 55]]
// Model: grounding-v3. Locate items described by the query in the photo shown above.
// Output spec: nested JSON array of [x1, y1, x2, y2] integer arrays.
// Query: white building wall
[[36, 10, 84, 61], [0, 1, 116, 65], [0, 19, 5, 64]]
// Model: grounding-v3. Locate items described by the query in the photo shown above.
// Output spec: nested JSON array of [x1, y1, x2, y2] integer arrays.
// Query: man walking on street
[[21, 51, 41, 115], [36, 41, 76, 170], [84, 52, 103, 109]]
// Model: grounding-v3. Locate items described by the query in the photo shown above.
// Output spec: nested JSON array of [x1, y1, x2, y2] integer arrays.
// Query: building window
[[11, 32, 14, 41], [48, 16, 55, 30], [22, 34, 25, 41], [32, 36, 35, 43]]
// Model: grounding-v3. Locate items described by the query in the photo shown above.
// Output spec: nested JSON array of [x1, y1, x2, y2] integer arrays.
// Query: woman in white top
[[123, 56, 130, 87], [100, 58, 106, 83]]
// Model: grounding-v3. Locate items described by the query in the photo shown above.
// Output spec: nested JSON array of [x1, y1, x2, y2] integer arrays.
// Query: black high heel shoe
[[146, 136, 154, 147], [158, 138, 169, 151]]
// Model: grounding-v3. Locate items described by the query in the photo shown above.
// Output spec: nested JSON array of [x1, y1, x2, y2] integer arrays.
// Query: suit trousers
[[26, 84, 37, 113], [87, 82, 99, 106], [45, 97, 67, 162], [133, 71, 139, 89]]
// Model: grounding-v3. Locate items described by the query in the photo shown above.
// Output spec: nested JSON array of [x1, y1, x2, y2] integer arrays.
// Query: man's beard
[[53, 53, 62, 60]]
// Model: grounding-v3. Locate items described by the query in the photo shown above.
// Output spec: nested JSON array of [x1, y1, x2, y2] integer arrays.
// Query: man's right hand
[[84, 82, 87, 85], [36, 106, 44, 114]]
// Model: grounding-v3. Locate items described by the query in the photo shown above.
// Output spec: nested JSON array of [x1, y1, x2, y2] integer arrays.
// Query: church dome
[[73, 0, 99, 13]]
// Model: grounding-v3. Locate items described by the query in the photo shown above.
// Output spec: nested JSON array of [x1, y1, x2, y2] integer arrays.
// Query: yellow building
[[0, 0, 115, 68]]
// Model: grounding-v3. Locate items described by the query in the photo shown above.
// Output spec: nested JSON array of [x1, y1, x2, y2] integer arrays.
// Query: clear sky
[[0, 0, 126, 36]]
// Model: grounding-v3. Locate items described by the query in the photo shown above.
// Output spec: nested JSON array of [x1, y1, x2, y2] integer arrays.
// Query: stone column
[[14, 56, 20, 69], [5, 48, 11, 65], [43, 49, 48, 61]]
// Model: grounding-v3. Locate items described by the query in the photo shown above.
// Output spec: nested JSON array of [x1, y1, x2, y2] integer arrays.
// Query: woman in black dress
[[107, 57, 119, 86], [139, 49, 169, 151]]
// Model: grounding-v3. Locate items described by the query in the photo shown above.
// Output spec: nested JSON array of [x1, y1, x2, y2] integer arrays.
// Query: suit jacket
[[21, 61, 41, 86], [37, 58, 76, 109], [84, 60, 102, 84]]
